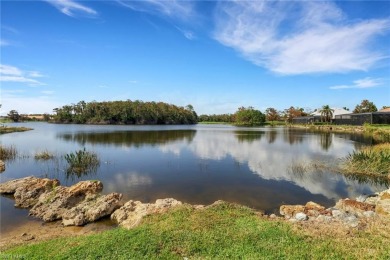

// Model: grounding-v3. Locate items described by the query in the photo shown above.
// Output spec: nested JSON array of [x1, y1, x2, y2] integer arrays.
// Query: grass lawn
[[3, 202, 389, 259]]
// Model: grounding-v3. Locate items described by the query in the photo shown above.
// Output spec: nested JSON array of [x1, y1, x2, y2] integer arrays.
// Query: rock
[[335, 199, 375, 216], [269, 214, 277, 219], [14, 178, 60, 208], [332, 209, 345, 218], [363, 211, 376, 218], [62, 193, 122, 226], [356, 195, 368, 203], [0, 176, 60, 208], [375, 189, 390, 216], [0, 160, 5, 172], [111, 198, 182, 229], [344, 215, 359, 228], [316, 215, 333, 223], [279, 205, 305, 218], [29, 180, 103, 222], [295, 212, 308, 221]]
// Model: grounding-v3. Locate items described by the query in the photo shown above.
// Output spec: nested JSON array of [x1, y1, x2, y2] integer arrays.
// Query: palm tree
[[319, 105, 334, 123]]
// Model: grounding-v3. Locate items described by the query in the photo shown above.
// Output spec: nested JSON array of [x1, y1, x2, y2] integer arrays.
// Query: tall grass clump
[[64, 148, 100, 175], [0, 145, 17, 160], [342, 143, 390, 178], [34, 150, 55, 160]]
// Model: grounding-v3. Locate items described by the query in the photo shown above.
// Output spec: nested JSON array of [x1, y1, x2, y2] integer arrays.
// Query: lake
[[0, 122, 386, 234]]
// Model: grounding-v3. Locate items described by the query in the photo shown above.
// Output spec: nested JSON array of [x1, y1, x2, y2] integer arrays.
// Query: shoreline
[[1, 177, 389, 252]]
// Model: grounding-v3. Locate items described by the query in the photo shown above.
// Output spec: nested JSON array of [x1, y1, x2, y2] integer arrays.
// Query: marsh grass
[[0, 145, 17, 161], [65, 148, 100, 175], [342, 143, 390, 178], [34, 150, 55, 160], [288, 160, 331, 175]]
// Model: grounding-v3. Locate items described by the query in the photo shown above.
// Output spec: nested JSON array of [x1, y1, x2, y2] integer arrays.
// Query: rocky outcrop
[[62, 193, 122, 226], [0, 176, 60, 208], [111, 198, 182, 229], [280, 189, 390, 228], [29, 180, 103, 222], [0, 177, 121, 226]]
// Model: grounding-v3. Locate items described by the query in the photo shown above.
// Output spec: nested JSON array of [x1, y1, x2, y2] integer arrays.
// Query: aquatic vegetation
[[342, 143, 390, 178], [0, 145, 17, 160], [64, 148, 100, 176], [34, 150, 55, 160]]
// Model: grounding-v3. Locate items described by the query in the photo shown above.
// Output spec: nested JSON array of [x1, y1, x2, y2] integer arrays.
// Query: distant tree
[[7, 110, 20, 122], [382, 106, 390, 110], [265, 107, 280, 122], [283, 107, 305, 123], [353, 100, 377, 113], [342, 107, 350, 111], [234, 106, 265, 126], [319, 105, 334, 122], [43, 113, 51, 121]]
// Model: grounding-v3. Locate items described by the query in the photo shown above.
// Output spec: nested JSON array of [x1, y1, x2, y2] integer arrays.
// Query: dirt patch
[[0, 218, 116, 251]]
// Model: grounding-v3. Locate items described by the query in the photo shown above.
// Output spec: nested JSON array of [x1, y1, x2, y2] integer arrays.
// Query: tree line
[[53, 100, 198, 125]]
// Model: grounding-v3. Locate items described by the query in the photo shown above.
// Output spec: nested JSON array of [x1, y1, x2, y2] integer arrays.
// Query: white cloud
[[29, 71, 45, 78], [0, 64, 45, 86], [214, 1, 390, 75], [45, 0, 97, 17], [117, 0, 194, 20], [330, 77, 383, 89]]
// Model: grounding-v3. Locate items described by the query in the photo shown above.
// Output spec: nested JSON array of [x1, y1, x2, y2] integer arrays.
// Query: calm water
[[0, 122, 386, 233]]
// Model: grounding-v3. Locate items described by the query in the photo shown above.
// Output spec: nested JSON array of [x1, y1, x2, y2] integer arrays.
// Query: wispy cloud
[[175, 26, 196, 40], [214, 1, 390, 75], [0, 64, 45, 86], [330, 77, 383, 90], [117, 0, 194, 20], [45, 0, 97, 17], [41, 90, 55, 95], [29, 71, 46, 78]]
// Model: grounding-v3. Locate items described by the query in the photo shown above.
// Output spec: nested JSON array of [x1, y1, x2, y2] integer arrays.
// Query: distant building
[[292, 108, 390, 125]]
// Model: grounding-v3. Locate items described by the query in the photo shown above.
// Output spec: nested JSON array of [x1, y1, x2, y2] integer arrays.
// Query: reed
[[64, 148, 100, 175]]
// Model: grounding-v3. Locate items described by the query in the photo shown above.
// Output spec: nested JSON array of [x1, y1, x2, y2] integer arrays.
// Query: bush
[[65, 148, 100, 175]]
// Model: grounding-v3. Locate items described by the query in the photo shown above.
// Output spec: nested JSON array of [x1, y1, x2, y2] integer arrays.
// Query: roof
[[379, 107, 390, 112], [311, 108, 352, 119]]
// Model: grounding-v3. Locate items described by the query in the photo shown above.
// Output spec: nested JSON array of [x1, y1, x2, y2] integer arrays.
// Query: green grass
[[197, 121, 233, 125], [3, 202, 389, 259], [34, 150, 55, 160], [341, 143, 390, 178], [0, 145, 17, 161], [64, 148, 100, 176]]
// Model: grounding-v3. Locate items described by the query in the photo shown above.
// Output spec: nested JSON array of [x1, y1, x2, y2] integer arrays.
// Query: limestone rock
[[14, 178, 60, 208], [335, 199, 375, 216], [29, 180, 103, 222], [375, 189, 390, 216], [295, 212, 308, 221], [111, 198, 182, 229], [0, 176, 60, 208], [279, 205, 305, 218], [62, 193, 122, 226]]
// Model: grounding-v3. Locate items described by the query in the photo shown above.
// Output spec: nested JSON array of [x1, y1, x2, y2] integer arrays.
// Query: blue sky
[[1, 0, 389, 115]]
